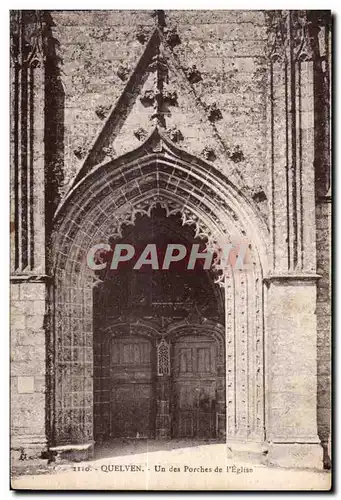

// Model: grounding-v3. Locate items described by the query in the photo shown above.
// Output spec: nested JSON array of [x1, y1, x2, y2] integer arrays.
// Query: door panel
[[172, 335, 218, 439], [110, 336, 155, 438], [111, 384, 153, 438]]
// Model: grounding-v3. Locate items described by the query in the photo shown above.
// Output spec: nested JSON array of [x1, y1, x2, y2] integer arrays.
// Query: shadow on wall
[[43, 11, 65, 452], [309, 11, 332, 471], [44, 12, 65, 237]]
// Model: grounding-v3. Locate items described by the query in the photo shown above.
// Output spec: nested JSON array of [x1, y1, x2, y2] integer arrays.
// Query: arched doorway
[[50, 129, 268, 455], [92, 207, 225, 442]]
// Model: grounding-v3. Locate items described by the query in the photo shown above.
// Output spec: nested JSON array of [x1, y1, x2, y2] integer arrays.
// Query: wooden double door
[[109, 332, 221, 439]]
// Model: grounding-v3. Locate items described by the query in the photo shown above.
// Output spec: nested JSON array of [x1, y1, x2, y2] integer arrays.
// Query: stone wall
[[10, 281, 47, 458], [49, 10, 269, 222]]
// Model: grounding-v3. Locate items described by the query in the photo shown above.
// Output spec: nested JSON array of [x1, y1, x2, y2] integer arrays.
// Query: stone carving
[[163, 89, 178, 106], [95, 104, 111, 120], [140, 89, 157, 106], [102, 195, 229, 262], [252, 188, 267, 203], [266, 10, 289, 62], [267, 10, 314, 63], [102, 145, 116, 160], [167, 125, 183, 143], [140, 89, 177, 109], [291, 11, 314, 61], [134, 127, 148, 141], [227, 145, 245, 163], [157, 338, 170, 376], [116, 63, 130, 81], [136, 26, 149, 44], [164, 26, 181, 48], [201, 146, 216, 162], [73, 145, 87, 159], [184, 64, 202, 84], [207, 102, 223, 122], [11, 11, 46, 67]]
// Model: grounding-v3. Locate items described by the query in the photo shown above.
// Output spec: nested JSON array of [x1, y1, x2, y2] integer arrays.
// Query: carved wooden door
[[172, 335, 217, 439], [110, 336, 155, 438]]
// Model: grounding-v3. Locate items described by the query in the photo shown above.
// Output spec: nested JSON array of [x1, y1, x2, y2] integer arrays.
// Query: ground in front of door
[[12, 440, 331, 491]]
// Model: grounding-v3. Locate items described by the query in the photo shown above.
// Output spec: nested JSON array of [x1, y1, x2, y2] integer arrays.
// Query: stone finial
[[184, 65, 202, 84], [95, 104, 111, 120], [167, 126, 183, 143], [134, 127, 148, 141], [207, 102, 223, 122], [201, 146, 216, 162]]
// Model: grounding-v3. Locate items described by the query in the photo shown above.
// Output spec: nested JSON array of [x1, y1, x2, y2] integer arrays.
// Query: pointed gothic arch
[[50, 129, 269, 450]]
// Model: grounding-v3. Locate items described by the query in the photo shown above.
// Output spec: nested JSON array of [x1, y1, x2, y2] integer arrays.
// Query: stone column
[[265, 11, 324, 468], [10, 11, 48, 459], [265, 276, 322, 468], [222, 261, 265, 458]]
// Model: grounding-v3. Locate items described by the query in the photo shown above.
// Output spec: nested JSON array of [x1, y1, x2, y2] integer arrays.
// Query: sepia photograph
[[9, 8, 332, 490]]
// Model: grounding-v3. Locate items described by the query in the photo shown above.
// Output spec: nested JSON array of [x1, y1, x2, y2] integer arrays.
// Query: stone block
[[266, 443, 324, 470], [10, 284, 19, 301], [19, 283, 46, 301], [17, 376, 34, 394], [25, 315, 45, 330], [10, 314, 26, 331]]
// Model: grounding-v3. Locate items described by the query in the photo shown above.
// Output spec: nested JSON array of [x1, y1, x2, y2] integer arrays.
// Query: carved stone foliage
[[184, 65, 202, 84], [266, 10, 288, 62], [226, 145, 245, 163], [116, 63, 130, 81], [103, 195, 216, 244], [136, 26, 149, 44], [291, 11, 315, 62], [102, 145, 116, 160], [157, 339, 170, 376], [134, 127, 148, 141], [95, 104, 111, 120], [207, 102, 223, 122], [164, 26, 181, 48], [73, 144, 87, 159], [167, 125, 183, 143], [201, 146, 216, 162]]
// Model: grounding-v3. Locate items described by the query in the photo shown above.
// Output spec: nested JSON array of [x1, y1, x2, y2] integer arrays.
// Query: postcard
[[10, 9, 332, 491]]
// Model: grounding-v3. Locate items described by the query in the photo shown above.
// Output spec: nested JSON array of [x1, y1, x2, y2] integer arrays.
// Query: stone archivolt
[[51, 119, 268, 447]]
